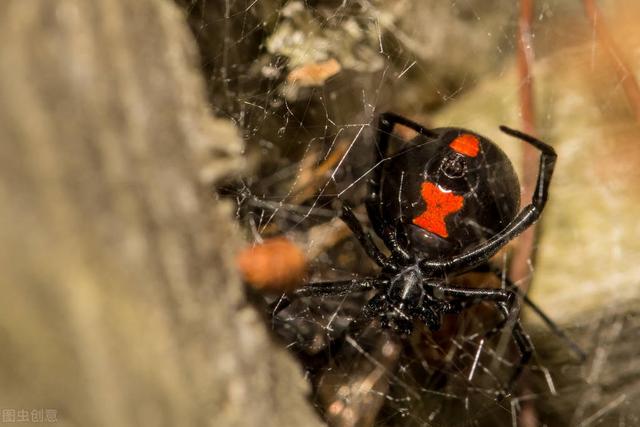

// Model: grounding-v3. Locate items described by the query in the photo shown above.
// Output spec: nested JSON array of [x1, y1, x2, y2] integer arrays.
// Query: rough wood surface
[[0, 1, 322, 426]]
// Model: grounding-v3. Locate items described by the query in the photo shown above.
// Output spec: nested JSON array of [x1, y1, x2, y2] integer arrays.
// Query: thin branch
[[513, 2, 540, 426], [509, 0, 538, 294]]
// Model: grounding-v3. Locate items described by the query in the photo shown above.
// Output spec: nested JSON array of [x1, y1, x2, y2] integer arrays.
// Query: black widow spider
[[272, 112, 580, 395]]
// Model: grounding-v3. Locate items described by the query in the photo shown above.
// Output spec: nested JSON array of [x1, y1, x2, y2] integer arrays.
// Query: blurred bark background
[[0, 1, 322, 426]]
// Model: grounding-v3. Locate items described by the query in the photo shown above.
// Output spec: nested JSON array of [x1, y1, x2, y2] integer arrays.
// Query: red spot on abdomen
[[412, 182, 464, 238], [449, 134, 480, 157]]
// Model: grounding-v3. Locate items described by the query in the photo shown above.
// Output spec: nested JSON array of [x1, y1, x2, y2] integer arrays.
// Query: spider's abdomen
[[378, 128, 520, 259]]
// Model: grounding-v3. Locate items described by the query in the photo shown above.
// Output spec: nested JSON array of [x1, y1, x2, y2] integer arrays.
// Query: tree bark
[[0, 1, 322, 426]]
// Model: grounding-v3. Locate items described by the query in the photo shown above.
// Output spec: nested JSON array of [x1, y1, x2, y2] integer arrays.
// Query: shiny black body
[[377, 127, 520, 258], [273, 112, 560, 395]]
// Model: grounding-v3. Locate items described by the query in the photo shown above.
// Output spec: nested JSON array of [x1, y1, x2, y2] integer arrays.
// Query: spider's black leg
[[428, 284, 532, 393], [377, 112, 439, 139], [367, 113, 437, 261], [508, 319, 533, 393], [365, 113, 404, 259], [494, 267, 587, 360], [519, 294, 586, 361], [368, 113, 437, 206], [458, 263, 520, 338], [475, 262, 587, 361], [364, 202, 414, 263], [294, 292, 386, 377], [270, 278, 384, 316], [430, 284, 519, 342], [432, 285, 517, 309], [340, 203, 396, 271], [416, 303, 443, 332], [420, 127, 557, 275], [352, 292, 388, 334]]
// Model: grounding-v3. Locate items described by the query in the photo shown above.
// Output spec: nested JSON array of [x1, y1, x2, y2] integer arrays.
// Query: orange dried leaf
[[237, 237, 308, 293]]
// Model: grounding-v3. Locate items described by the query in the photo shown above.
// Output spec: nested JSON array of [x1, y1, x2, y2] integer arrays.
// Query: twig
[[513, 2, 540, 427], [509, 0, 537, 293]]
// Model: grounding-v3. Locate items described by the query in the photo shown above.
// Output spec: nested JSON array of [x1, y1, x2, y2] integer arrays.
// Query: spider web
[[179, 0, 640, 425]]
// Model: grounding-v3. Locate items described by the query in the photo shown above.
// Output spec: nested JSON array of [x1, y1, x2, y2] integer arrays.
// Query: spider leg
[[433, 285, 517, 308], [339, 203, 395, 270], [428, 284, 534, 395], [429, 284, 518, 343], [508, 319, 533, 393], [420, 127, 557, 275], [459, 263, 523, 338], [377, 112, 439, 140], [489, 264, 587, 360], [474, 262, 587, 361], [367, 113, 437, 261], [364, 199, 414, 263], [416, 302, 443, 332], [270, 278, 384, 316], [355, 292, 388, 333], [368, 113, 438, 205], [280, 289, 385, 377], [519, 294, 586, 361]]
